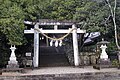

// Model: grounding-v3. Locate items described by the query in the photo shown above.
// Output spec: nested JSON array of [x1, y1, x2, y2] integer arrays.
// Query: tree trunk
[[107, 0, 120, 50]]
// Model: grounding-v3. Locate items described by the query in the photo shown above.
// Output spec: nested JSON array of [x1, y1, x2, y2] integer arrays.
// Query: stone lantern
[[93, 39, 111, 69], [7, 45, 19, 68], [2, 45, 24, 73], [97, 38, 110, 60]]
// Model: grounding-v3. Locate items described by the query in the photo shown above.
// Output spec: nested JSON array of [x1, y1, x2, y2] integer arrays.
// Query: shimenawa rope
[[34, 28, 76, 41]]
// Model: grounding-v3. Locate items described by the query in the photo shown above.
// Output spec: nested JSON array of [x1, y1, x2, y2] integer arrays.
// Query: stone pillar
[[72, 24, 79, 66], [7, 45, 19, 68], [33, 23, 39, 67]]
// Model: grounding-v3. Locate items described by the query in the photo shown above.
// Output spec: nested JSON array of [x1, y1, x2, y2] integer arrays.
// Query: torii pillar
[[72, 24, 79, 66], [33, 23, 39, 67]]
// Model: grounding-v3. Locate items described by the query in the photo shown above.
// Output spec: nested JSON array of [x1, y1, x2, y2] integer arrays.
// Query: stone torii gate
[[24, 19, 86, 67]]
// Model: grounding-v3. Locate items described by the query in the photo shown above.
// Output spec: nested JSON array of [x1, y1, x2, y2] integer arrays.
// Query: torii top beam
[[24, 19, 83, 26], [24, 19, 86, 34]]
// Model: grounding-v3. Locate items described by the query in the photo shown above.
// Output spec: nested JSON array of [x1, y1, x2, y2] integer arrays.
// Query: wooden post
[[72, 24, 79, 66], [33, 23, 39, 67]]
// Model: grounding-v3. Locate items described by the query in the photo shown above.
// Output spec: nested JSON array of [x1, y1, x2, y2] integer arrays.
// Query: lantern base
[[7, 59, 19, 68], [7, 63, 19, 68], [93, 58, 111, 70]]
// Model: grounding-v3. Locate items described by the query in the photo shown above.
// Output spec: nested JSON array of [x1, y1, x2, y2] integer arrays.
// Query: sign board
[[26, 52, 31, 56]]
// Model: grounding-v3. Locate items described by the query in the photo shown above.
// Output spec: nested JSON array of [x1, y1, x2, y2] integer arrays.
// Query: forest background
[[0, 0, 120, 67]]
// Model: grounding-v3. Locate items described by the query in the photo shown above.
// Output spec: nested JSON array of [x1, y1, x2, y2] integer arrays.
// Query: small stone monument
[[93, 39, 111, 70], [7, 45, 19, 68]]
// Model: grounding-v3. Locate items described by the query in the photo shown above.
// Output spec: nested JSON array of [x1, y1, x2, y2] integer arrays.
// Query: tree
[[0, 0, 43, 45], [0, 0, 25, 45], [0, 0, 120, 48], [105, 0, 120, 50], [0, 0, 48, 67]]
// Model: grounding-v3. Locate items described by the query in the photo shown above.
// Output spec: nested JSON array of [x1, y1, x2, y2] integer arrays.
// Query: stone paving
[[23, 66, 119, 75], [1, 66, 120, 80], [1, 66, 120, 76]]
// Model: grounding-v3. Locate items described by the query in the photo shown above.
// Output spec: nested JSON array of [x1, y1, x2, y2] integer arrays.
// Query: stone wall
[[0, 72, 120, 80], [66, 51, 99, 66], [80, 52, 99, 65]]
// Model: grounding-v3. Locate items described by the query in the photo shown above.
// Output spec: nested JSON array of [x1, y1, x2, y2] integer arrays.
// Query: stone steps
[[2, 68, 24, 73], [40, 46, 64, 55], [1, 72, 120, 80], [39, 46, 69, 67], [40, 54, 69, 67]]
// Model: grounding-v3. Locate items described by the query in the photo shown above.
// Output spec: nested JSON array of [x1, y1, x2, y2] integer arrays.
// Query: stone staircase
[[1, 72, 120, 80], [39, 46, 69, 67]]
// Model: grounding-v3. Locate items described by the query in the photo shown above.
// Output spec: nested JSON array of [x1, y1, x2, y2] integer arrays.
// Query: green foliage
[[0, 0, 42, 45], [0, 32, 10, 67], [111, 59, 119, 67], [0, 0, 120, 47], [108, 41, 117, 51], [0, 0, 25, 45], [0, 0, 120, 67]]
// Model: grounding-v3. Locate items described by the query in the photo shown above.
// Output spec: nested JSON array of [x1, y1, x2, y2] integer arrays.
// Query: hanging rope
[[34, 28, 77, 41]]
